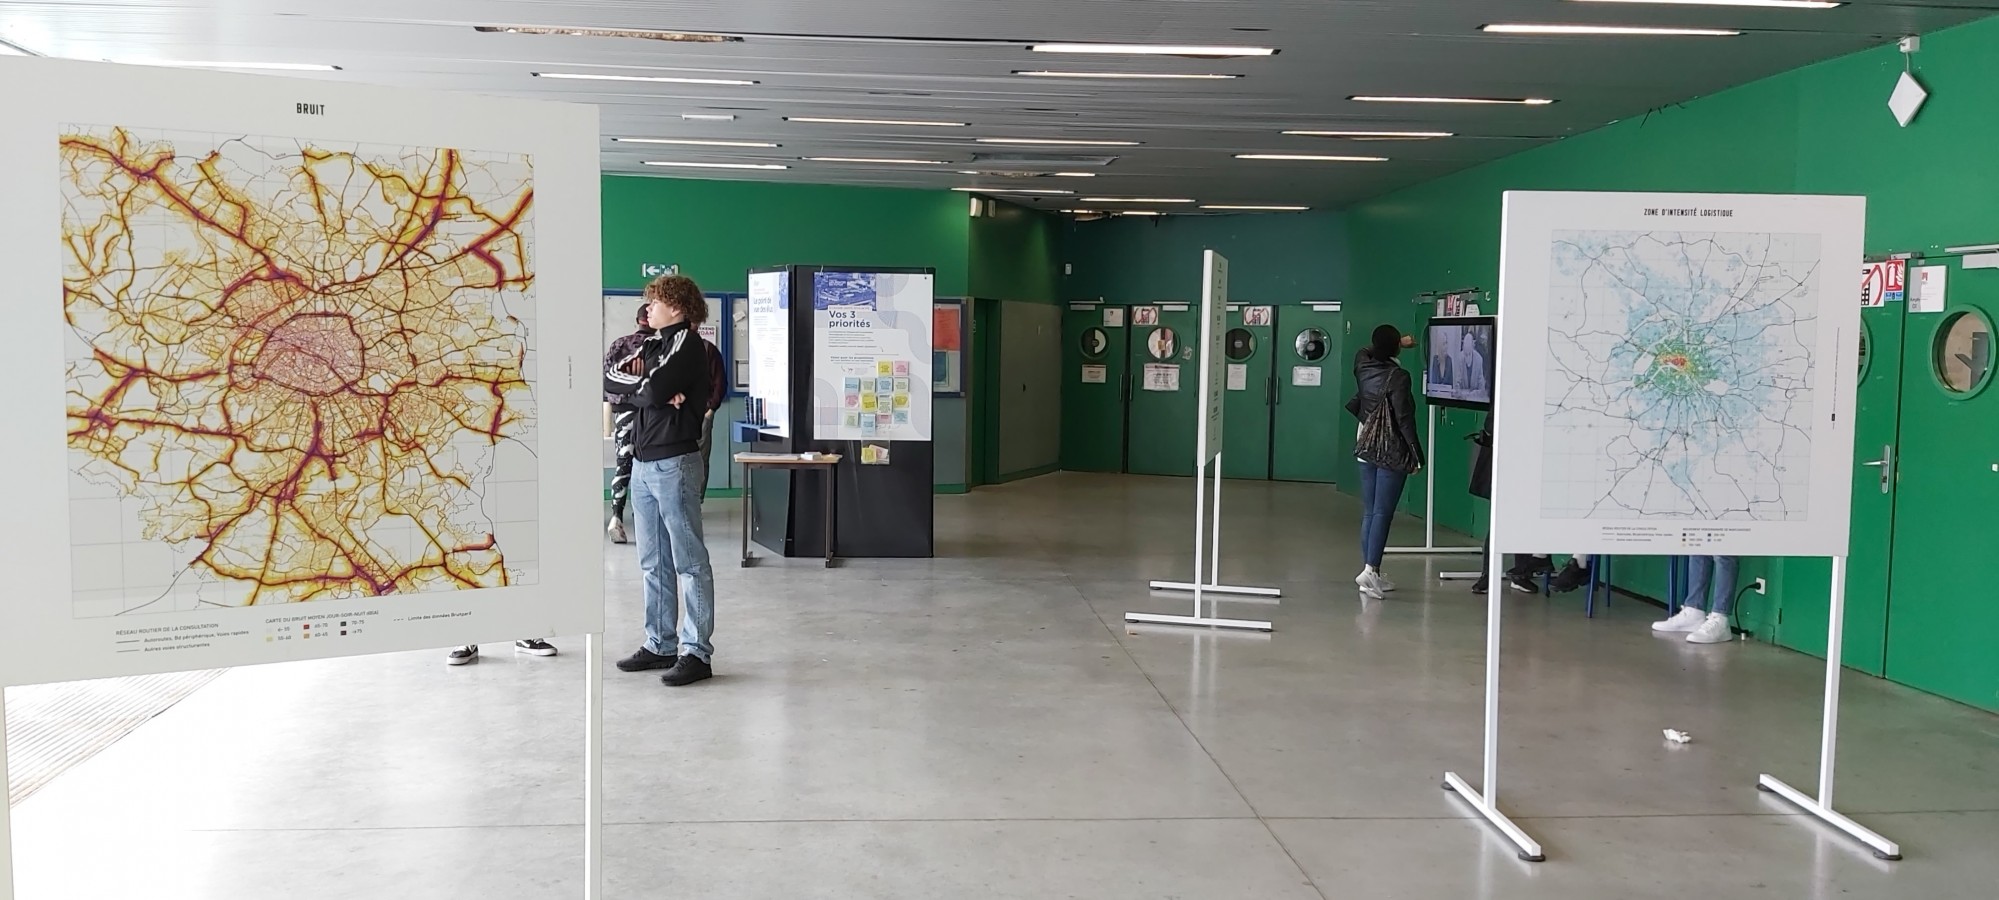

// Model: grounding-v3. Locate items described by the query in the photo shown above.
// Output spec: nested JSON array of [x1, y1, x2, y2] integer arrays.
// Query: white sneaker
[[1687, 613, 1733, 644], [1355, 568, 1385, 600], [1376, 573, 1397, 592], [1652, 606, 1707, 633], [607, 518, 629, 544]]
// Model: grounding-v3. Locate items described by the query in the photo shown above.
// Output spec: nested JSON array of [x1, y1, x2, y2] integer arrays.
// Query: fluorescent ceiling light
[[1236, 153, 1388, 162], [1283, 130, 1454, 139], [1202, 205, 1310, 211], [616, 137, 779, 148], [1030, 43, 1277, 58], [976, 137, 1142, 147], [1571, 0, 1840, 8], [787, 116, 967, 127], [1483, 23, 1741, 36], [952, 188, 1075, 195], [1013, 71, 1240, 80], [644, 161, 789, 170], [477, 25, 739, 42], [535, 72, 756, 86], [682, 113, 737, 121], [1082, 197, 1195, 204], [1118, 211, 1163, 216], [1061, 209, 1101, 214], [1352, 95, 1555, 105], [1050, 172, 1097, 177], [806, 157, 947, 165], [119, 60, 341, 71]]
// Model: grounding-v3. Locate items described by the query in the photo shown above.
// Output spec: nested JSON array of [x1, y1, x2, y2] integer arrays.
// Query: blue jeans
[[1357, 462, 1408, 568], [632, 454, 716, 662], [1684, 555, 1740, 616]]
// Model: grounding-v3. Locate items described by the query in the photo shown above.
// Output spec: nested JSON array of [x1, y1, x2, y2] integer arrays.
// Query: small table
[[735, 452, 843, 568]]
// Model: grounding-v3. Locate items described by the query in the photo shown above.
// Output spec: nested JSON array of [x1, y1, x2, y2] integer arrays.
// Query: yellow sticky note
[[861, 394, 877, 411], [877, 360, 894, 376]]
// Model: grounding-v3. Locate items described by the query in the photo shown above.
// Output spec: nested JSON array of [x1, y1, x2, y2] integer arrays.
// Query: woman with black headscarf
[[1349, 324, 1424, 598]]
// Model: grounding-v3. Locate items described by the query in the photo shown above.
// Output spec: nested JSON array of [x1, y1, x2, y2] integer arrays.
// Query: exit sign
[[640, 263, 678, 278]]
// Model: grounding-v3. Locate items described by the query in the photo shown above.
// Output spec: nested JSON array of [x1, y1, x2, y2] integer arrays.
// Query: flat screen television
[[1424, 316, 1496, 410]]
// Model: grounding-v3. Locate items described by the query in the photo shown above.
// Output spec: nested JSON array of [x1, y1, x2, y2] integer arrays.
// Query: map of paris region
[[62, 125, 540, 617], [1542, 230, 1820, 522]]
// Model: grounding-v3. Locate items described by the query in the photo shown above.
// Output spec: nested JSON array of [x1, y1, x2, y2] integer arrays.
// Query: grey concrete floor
[[11, 473, 1999, 898]]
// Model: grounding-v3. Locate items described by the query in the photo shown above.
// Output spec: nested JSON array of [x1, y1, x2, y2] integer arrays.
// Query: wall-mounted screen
[[1424, 316, 1496, 410]]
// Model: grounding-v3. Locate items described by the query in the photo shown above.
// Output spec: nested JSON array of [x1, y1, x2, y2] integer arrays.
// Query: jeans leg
[[659, 453, 717, 662], [1685, 554, 1713, 612], [1364, 468, 1405, 568], [1357, 462, 1380, 565], [1710, 556, 1741, 616], [631, 459, 678, 656]]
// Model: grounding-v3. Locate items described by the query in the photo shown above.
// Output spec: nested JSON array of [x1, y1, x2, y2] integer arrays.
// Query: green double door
[[1061, 303, 1130, 473], [1220, 305, 1275, 480], [1780, 258, 1999, 711], [1270, 303, 1346, 483], [1127, 304, 1200, 476]]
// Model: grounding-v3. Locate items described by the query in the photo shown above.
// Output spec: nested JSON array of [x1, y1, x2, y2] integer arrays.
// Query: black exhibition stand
[[745, 265, 936, 560]]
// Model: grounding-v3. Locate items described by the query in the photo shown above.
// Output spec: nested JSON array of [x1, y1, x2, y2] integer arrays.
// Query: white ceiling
[[3, 0, 1992, 211]]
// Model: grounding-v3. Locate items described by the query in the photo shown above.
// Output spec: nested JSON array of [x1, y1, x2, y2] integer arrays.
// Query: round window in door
[[1225, 328, 1256, 361], [1934, 309, 1994, 397], [1080, 327, 1110, 360], [1147, 327, 1178, 361], [1294, 328, 1330, 362]]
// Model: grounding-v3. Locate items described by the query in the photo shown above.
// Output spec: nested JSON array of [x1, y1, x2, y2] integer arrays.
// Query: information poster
[[933, 300, 964, 396], [0, 55, 604, 686], [813, 271, 934, 441], [1197, 251, 1229, 464], [746, 270, 792, 437], [1491, 191, 1864, 557]]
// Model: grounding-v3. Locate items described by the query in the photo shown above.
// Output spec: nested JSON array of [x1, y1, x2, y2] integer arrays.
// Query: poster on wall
[[933, 300, 964, 396], [813, 271, 934, 441], [0, 55, 604, 687], [1490, 191, 1864, 558], [745, 270, 792, 435]]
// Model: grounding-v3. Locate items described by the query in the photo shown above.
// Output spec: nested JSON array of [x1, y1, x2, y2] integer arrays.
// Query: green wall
[[1063, 211, 1352, 303], [601, 176, 969, 294], [600, 175, 975, 488], [969, 199, 1063, 304], [1344, 16, 1999, 642]]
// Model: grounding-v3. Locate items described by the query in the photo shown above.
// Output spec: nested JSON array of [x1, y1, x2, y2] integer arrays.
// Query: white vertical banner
[[1197, 251, 1229, 464]]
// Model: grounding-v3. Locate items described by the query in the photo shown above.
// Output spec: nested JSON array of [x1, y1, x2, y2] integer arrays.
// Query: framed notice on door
[[934, 299, 965, 397]]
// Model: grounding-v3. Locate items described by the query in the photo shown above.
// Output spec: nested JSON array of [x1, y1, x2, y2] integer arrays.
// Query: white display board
[[0, 56, 604, 686], [1196, 251, 1229, 463], [745, 270, 792, 437], [812, 271, 934, 441], [1490, 191, 1863, 557]]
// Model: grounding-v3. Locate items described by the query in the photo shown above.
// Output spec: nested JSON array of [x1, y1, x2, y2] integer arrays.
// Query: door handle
[[1861, 445, 1892, 494]]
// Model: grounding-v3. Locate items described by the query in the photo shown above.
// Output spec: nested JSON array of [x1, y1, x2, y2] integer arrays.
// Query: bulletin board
[[934, 298, 966, 397]]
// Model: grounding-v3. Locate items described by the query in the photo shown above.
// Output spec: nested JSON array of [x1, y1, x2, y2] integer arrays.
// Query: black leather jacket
[[1353, 349, 1426, 467]]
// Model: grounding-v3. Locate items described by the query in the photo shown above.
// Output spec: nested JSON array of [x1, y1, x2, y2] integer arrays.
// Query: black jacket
[[1468, 412, 1493, 499], [1353, 349, 1425, 467], [603, 323, 712, 462]]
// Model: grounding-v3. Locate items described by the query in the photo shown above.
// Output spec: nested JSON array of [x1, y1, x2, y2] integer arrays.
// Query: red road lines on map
[[62, 126, 537, 608]]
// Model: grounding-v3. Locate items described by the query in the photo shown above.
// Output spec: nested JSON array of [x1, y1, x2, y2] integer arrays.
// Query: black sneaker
[[616, 648, 678, 672], [660, 656, 713, 687], [446, 645, 479, 666], [1550, 561, 1589, 594], [1508, 572, 1541, 594], [515, 639, 557, 657], [1471, 577, 1489, 595]]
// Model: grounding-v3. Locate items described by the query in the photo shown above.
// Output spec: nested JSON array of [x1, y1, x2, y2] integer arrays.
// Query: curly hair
[[643, 274, 708, 327]]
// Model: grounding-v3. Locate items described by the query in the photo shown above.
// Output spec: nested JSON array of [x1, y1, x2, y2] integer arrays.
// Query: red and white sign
[[1860, 260, 1906, 307]]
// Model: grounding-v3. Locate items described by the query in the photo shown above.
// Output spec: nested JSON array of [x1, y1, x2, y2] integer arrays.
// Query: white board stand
[[1128, 251, 1274, 632], [1386, 405, 1480, 556], [0, 690, 13, 900], [584, 634, 606, 897], [1441, 507, 1546, 862], [1756, 556, 1901, 860]]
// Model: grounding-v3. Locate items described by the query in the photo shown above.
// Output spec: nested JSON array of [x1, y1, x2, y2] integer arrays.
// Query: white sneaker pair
[[1653, 607, 1732, 644], [1354, 566, 1396, 599]]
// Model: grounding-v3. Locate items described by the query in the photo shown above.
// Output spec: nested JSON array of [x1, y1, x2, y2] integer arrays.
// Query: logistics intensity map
[[1542, 230, 1820, 522], [62, 126, 539, 617]]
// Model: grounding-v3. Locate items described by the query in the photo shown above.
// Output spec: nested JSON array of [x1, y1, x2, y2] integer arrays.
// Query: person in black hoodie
[[604, 275, 718, 687], [1467, 414, 1549, 595], [1351, 324, 1425, 598]]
